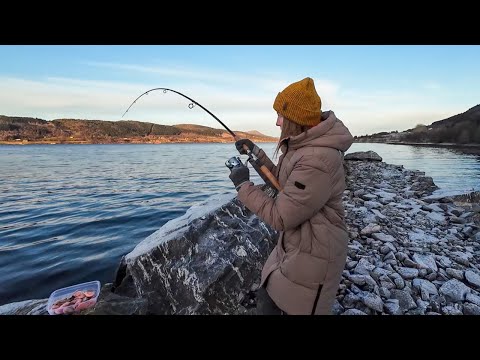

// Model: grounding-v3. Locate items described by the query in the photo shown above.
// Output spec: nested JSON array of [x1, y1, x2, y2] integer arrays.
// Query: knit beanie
[[273, 77, 322, 127]]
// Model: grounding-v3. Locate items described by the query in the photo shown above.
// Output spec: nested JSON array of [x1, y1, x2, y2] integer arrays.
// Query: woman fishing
[[228, 77, 354, 315]]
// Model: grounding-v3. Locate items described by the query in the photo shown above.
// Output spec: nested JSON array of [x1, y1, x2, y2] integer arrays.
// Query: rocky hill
[[355, 104, 480, 145], [0, 116, 278, 144]]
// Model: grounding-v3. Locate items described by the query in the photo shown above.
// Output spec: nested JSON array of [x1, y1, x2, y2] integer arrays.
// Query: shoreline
[[354, 141, 480, 155], [0, 139, 278, 146]]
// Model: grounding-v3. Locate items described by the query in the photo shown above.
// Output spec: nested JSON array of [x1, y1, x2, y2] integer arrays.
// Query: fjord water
[[0, 143, 479, 305]]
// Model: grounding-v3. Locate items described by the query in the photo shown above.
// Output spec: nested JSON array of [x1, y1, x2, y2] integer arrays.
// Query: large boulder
[[112, 191, 278, 314], [344, 151, 383, 162]]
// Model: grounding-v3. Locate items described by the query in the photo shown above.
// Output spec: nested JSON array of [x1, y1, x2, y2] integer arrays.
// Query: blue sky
[[1, 45, 479, 137]]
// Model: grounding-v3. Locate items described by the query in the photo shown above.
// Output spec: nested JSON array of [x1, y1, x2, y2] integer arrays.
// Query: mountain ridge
[[355, 104, 480, 145], [0, 116, 278, 144]]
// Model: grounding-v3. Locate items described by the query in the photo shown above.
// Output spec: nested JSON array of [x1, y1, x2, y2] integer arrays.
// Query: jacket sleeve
[[256, 148, 277, 174], [237, 156, 332, 231]]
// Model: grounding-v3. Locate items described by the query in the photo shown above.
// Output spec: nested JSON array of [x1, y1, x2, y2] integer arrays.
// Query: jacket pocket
[[280, 251, 329, 288]]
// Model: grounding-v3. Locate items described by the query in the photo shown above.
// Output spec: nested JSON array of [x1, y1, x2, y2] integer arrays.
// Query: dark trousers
[[256, 287, 287, 315]]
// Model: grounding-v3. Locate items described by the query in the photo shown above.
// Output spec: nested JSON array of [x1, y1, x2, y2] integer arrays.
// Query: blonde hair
[[273, 117, 311, 159]]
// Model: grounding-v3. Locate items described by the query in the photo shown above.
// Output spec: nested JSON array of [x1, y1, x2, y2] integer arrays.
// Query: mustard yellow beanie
[[273, 77, 322, 127]]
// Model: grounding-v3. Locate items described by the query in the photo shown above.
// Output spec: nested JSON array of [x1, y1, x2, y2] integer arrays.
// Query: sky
[[0, 45, 479, 137]]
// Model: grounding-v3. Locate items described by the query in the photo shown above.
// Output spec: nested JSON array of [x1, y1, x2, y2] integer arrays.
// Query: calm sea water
[[0, 142, 479, 305]]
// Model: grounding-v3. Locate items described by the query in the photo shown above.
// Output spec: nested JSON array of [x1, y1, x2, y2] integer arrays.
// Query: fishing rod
[[122, 87, 282, 192]]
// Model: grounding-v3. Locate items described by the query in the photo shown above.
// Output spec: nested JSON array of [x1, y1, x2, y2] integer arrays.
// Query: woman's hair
[[273, 117, 311, 159]]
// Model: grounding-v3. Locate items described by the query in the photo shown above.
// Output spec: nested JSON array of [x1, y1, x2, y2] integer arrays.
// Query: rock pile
[[336, 153, 480, 315]]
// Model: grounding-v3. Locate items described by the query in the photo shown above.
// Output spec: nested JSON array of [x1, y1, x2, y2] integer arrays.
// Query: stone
[[465, 271, 480, 289], [345, 151, 382, 161], [113, 193, 278, 314], [439, 279, 471, 303]]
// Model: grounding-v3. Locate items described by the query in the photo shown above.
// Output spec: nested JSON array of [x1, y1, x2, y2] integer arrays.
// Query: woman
[[229, 77, 354, 315]]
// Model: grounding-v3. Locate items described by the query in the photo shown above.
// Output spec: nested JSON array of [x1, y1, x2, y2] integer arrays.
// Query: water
[[349, 143, 480, 196], [0, 142, 479, 306]]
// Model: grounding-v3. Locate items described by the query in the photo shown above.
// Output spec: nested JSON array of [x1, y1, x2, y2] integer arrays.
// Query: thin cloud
[[422, 82, 443, 91], [0, 73, 469, 137]]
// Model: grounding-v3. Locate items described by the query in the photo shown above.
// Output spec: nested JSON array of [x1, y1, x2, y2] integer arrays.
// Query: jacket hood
[[286, 110, 354, 152]]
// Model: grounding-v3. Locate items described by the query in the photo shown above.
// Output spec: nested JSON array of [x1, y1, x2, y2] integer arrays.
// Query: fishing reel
[[225, 156, 247, 172]]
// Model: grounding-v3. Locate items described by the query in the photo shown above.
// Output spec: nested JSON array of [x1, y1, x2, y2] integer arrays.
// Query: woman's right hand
[[235, 138, 258, 155]]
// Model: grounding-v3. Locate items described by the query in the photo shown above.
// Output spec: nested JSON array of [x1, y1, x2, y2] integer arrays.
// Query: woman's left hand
[[229, 164, 250, 191]]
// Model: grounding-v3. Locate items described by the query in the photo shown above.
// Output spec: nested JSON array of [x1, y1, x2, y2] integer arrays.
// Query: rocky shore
[[1, 150, 479, 315]]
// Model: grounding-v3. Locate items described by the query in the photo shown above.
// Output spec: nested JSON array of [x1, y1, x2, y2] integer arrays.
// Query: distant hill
[[246, 130, 269, 137], [0, 116, 278, 145], [355, 105, 480, 145]]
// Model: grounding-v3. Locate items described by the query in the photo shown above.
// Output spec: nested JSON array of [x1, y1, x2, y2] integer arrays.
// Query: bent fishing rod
[[122, 87, 282, 192]]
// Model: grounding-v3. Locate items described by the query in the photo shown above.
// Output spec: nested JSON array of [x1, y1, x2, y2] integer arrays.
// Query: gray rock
[[425, 204, 444, 213], [390, 289, 417, 312], [463, 303, 480, 315], [380, 246, 392, 255], [371, 209, 387, 219], [348, 274, 366, 286], [412, 253, 438, 272], [345, 151, 382, 162], [465, 271, 480, 289], [397, 267, 419, 280], [407, 299, 428, 315], [342, 309, 368, 315], [361, 194, 378, 201], [361, 292, 384, 312], [403, 258, 417, 268], [113, 193, 278, 314], [371, 267, 392, 281], [426, 212, 447, 224], [346, 261, 358, 270], [390, 273, 405, 289], [364, 275, 378, 287], [430, 294, 447, 312], [425, 272, 437, 281], [418, 269, 428, 277], [452, 252, 471, 266], [435, 255, 453, 268], [0, 298, 48, 315], [379, 286, 391, 299], [364, 201, 383, 209], [463, 227, 474, 236], [442, 305, 463, 315], [384, 299, 402, 315], [372, 233, 396, 242], [439, 279, 471, 302], [412, 278, 439, 298], [384, 251, 396, 261], [460, 212, 474, 219], [332, 300, 345, 315], [87, 284, 148, 315], [451, 216, 467, 224], [361, 223, 382, 235], [446, 268, 464, 281], [343, 293, 360, 309], [354, 258, 376, 276], [466, 293, 480, 307]]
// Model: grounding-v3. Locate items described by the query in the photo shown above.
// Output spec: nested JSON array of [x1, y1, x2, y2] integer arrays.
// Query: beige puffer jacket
[[237, 111, 354, 314]]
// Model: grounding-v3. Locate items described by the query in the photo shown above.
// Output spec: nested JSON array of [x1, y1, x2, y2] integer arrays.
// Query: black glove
[[235, 139, 260, 156], [229, 164, 250, 191]]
